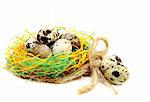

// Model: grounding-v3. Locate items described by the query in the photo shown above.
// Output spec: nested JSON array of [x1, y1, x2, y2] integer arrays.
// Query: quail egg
[[52, 39, 72, 54], [100, 55, 129, 85], [32, 44, 52, 58], [37, 27, 62, 47], [25, 37, 39, 52], [62, 33, 81, 51]]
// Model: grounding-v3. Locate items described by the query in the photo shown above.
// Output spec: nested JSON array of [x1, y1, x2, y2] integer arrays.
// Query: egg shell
[[61, 33, 81, 51], [100, 55, 129, 85], [52, 39, 72, 54], [103, 65, 129, 85], [32, 44, 52, 58], [25, 37, 39, 52], [37, 27, 61, 47]]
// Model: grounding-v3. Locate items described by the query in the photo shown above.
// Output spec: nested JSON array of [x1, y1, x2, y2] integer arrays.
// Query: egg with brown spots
[[52, 39, 72, 55], [100, 55, 129, 85], [61, 33, 81, 51], [25, 37, 39, 52], [32, 44, 52, 58], [37, 27, 61, 47]]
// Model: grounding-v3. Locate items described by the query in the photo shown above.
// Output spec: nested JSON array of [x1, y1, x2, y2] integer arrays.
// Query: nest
[[5, 26, 121, 95], [5, 27, 95, 82]]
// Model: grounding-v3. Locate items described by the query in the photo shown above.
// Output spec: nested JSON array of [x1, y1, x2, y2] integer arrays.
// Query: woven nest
[[4, 27, 130, 95], [5, 27, 95, 83]]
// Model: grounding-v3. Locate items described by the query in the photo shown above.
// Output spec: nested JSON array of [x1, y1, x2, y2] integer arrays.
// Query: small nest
[[5, 27, 95, 82]]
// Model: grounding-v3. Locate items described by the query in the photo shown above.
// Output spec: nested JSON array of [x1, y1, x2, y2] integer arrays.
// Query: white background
[[0, 0, 150, 102]]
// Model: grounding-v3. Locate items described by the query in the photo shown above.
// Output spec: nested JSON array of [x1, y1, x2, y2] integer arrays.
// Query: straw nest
[[5, 27, 95, 82]]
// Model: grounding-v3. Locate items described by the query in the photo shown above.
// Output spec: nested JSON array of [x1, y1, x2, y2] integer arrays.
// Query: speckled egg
[[56, 29, 81, 51], [61, 33, 81, 51], [25, 37, 39, 52], [32, 44, 52, 58], [100, 55, 129, 85], [37, 27, 61, 47], [52, 39, 72, 54]]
